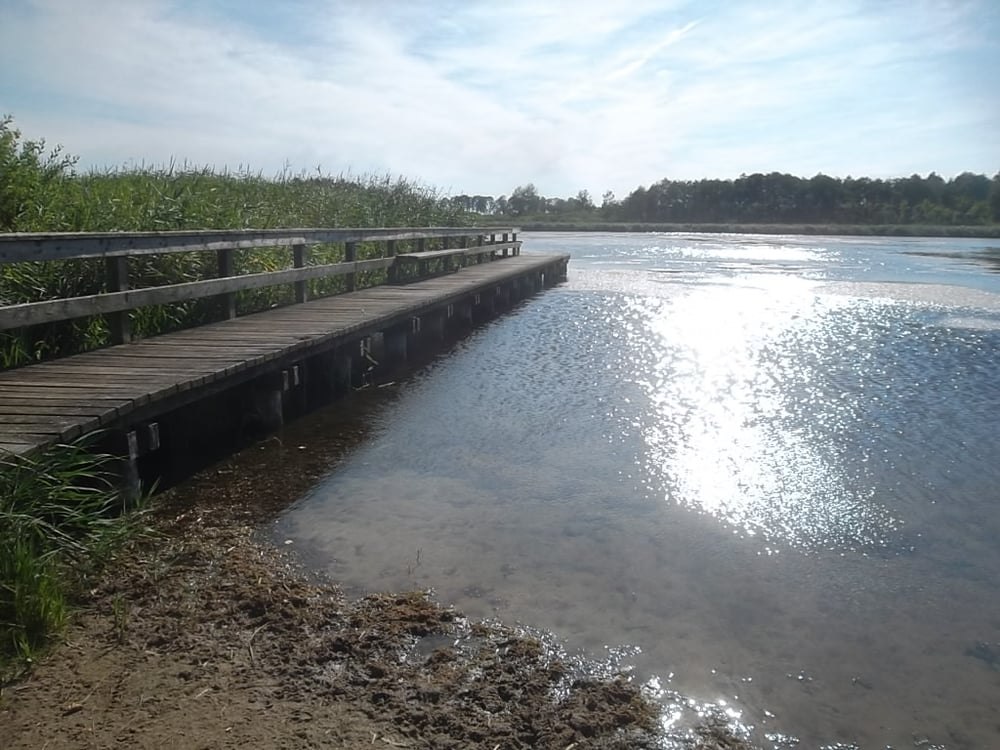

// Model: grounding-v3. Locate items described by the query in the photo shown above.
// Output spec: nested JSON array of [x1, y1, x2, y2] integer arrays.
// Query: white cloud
[[0, 0, 997, 198]]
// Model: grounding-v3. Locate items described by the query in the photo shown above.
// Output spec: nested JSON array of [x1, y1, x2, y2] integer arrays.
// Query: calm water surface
[[278, 233, 1000, 749]]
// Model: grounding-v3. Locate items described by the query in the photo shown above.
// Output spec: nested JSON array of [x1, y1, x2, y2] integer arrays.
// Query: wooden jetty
[[0, 228, 568, 485]]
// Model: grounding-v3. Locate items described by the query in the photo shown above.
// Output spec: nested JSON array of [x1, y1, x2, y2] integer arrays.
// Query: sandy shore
[[0, 431, 752, 749]]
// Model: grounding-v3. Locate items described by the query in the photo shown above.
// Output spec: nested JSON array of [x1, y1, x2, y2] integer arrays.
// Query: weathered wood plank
[[0, 383, 157, 403], [28, 364, 221, 380], [0, 415, 98, 438], [397, 248, 469, 261], [0, 442, 37, 456], [0, 403, 116, 417]]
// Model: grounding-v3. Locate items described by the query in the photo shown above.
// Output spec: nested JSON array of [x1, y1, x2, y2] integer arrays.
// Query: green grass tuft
[[0, 438, 147, 678]]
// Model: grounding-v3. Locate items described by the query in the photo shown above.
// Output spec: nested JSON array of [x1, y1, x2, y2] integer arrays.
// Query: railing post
[[293, 243, 308, 303], [512, 231, 518, 255], [416, 237, 426, 278], [105, 256, 131, 344], [216, 248, 236, 319], [386, 239, 397, 284], [345, 241, 357, 292], [441, 235, 451, 272], [501, 232, 509, 258]]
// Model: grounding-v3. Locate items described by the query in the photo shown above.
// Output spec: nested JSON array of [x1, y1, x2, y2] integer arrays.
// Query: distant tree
[[946, 172, 992, 219], [990, 173, 1000, 222], [573, 189, 594, 210], [472, 170, 998, 226], [507, 184, 542, 216], [473, 195, 495, 214]]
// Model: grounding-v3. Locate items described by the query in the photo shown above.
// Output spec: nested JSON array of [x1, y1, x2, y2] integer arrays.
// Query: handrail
[[0, 228, 522, 341], [0, 227, 520, 264]]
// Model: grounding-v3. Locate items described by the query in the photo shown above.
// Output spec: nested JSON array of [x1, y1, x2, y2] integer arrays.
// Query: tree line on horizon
[[449, 171, 1000, 226]]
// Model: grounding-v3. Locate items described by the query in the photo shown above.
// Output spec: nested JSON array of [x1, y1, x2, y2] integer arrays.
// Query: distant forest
[[449, 172, 1000, 226]]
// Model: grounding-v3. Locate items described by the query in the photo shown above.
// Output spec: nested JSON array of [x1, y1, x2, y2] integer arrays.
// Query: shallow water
[[277, 232, 1000, 749]]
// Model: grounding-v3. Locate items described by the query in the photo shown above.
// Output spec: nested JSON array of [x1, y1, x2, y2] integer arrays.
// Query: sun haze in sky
[[1, 0, 997, 197]]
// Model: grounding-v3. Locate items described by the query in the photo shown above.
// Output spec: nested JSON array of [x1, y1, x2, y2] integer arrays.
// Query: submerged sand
[[1, 433, 752, 750]]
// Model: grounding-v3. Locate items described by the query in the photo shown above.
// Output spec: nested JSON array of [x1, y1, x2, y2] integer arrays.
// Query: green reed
[[0, 115, 471, 368], [0, 437, 148, 677]]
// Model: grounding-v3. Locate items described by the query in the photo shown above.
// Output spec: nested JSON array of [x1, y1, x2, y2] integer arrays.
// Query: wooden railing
[[0, 227, 521, 344]]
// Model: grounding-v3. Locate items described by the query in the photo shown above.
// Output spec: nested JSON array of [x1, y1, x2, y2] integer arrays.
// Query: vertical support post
[[427, 312, 445, 341], [293, 243, 308, 303], [512, 232, 519, 255], [386, 239, 397, 284], [105, 255, 131, 344], [334, 349, 354, 393], [216, 247, 236, 320], [263, 388, 284, 429], [345, 241, 357, 292], [441, 235, 451, 273], [385, 326, 408, 364], [120, 429, 142, 504], [501, 232, 509, 258]]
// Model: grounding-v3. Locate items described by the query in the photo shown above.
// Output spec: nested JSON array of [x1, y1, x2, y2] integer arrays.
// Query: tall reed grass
[[0, 438, 146, 677], [0, 115, 471, 368]]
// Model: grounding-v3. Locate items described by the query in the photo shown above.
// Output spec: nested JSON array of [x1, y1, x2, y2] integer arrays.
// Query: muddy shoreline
[[1, 415, 754, 749]]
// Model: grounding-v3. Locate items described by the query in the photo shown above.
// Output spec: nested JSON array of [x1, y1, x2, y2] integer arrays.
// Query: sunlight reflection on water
[[280, 233, 1000, 750], [622, 278, 899, 551]]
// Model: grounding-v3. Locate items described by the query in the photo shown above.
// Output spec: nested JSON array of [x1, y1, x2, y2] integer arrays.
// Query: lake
[[277, 232, 1000, 749]]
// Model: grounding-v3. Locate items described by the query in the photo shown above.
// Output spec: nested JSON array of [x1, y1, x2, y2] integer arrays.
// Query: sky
[[1, 0, 998, 199]]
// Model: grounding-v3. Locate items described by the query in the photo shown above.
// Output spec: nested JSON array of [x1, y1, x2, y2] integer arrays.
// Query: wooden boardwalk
[[0, 252, 567, 457]]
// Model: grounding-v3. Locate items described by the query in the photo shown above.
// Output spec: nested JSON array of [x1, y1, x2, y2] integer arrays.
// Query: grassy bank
[[513, 220, 1000, 238], [0, 439, 145, 680], [1, 116, 470, 368]]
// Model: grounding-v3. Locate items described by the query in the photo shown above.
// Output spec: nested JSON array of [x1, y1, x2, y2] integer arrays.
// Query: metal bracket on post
[[282, 365, 302, 392], [140, 422, 161, 453]]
